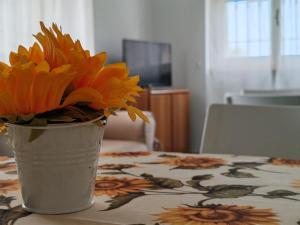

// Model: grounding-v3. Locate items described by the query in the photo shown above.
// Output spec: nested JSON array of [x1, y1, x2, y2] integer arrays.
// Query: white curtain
[[208, 0, 300, 104], [277, 0, 300, 88], [0, 0, 95, 63], [207, 0, 273, 104]]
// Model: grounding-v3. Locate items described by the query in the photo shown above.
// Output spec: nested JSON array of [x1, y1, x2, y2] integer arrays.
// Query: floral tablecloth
[[0, 151, 299, 225]]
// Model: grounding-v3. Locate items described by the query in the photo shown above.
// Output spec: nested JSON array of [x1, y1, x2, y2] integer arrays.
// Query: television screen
[[123, 39, 172, 87]]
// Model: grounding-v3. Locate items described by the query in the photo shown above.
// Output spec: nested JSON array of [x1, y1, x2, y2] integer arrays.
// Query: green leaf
[[28, 129, 45, 143], [47, 115, 76, 123], [140, 162, 162, 165], [187, 175, 212, 191], [204, 185, 258, 198], [103, 192, 145, 211], [19, 114, 34, 122], [192, 175, 213, 181], [186, 180, 207, 191], [231, 162, 265, 169], [265, 190, 299, 198], [0, 205, 31, 225], [222, 168, 256, 178], [0, 162, 15, 170], [100, 172, 127, 175], [141, 173, 184, 189], [29, 118, 48, 126], [5, 171, 17, 175], [27, 118, 48, 142], [3, 116, 17, 124], [158, 154, 178, 158], [0, 195, 15, 208]]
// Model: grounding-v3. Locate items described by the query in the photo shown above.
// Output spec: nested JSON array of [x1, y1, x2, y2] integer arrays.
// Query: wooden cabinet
[[132, 88, 190, 152], [150, 89, 189, 153], [171, 93, 189, 152], [151, 94, 173, 151]]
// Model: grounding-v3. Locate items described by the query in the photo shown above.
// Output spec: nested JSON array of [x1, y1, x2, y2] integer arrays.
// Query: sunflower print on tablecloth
[[0, 179, 19, 194], [292, 180, 300, 188], [94, 176, 153, 197], [155, 205, 279, 225], [0, 162, 17, 172], [100, 151, 151, 158], [269, 158, 300, 167], [0, 156, 11, 162], [160, 156, 227, 169], [98, 164, 137, 170]]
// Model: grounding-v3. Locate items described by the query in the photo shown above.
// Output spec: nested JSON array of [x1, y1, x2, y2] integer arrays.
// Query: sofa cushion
[[101, 139, 148, 152], [103, 112, 145, 142]]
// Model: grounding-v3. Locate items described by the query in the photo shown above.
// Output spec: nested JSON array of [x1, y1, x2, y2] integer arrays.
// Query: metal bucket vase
[[7, 120, 104, 214]]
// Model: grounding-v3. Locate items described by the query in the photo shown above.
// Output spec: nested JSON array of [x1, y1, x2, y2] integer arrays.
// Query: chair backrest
[[200, 104, 300, 159], [243, 88, 300, 95], [225, 92, 300, 106], [104, 111, 156, 150]]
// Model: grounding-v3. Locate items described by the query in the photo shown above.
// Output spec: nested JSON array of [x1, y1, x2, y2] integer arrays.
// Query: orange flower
[[155, 205, 279, 225], [101, 151, 151, 157], [9, 43, 44, 66], [269, 158, 300, 167], [160, 156, 227, 169], [0, 179, 19, 194], [94, 176, 152, 197], [292, 180, 300, 188], [0, 61, 76, 115], [34, 22, 148, 122], [0, 22, 147, 124]]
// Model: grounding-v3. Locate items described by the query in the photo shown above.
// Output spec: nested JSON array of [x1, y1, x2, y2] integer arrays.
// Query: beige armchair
[[101, 111, 156, 152]]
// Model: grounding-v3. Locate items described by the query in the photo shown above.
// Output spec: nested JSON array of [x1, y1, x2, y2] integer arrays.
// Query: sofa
[[101, 111, 156, 152]]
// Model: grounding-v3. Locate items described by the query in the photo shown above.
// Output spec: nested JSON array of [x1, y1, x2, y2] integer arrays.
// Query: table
[[0, 151, 299, 225]]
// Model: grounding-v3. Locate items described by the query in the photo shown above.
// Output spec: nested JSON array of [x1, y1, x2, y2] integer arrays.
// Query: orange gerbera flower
[[0, 61, 76, 116], [94, 176, 152, 197], [155, 205, 279, 225], [34, 22, 147, 121], [0, 22, 147, 123], [0, 179, 19, 194], [9, 43, 44, 66], [160, 156, 227, 169]]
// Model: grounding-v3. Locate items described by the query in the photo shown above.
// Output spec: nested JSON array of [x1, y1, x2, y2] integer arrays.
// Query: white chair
[[243, 88, 300, 95], [225, 92, 300, 106], [200, 104, 300, 159]]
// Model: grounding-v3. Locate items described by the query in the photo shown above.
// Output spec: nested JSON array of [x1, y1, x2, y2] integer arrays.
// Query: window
[[281, 0, 300, 55], [227, 0, 271, 57], [226, 0, 300, 57]]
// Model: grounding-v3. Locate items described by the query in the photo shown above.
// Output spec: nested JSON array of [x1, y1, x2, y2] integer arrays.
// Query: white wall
[[151, 0, 207, 152], [93, 0, 153, 62], [93, 0, 207, 152]]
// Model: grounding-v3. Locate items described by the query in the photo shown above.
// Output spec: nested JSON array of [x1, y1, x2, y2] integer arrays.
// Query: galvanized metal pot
[[7, 119, 104, 214]]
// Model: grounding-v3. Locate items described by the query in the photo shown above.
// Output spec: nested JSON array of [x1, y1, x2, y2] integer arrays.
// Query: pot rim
[[5, 117, 105, 130]]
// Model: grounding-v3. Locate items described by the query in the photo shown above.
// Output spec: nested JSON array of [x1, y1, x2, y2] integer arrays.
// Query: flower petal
[[62, 87, 104, 108]]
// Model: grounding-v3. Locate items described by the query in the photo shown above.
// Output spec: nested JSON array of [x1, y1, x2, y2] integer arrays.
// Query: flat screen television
[[122, 39, 172, 87]]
